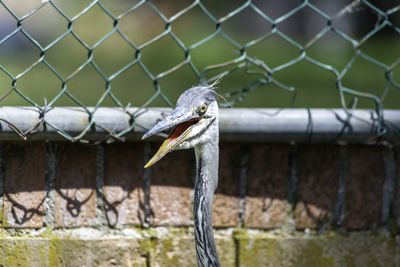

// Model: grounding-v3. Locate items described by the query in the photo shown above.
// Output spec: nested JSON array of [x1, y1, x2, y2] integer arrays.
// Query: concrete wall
[[0, 141, 399, 266]]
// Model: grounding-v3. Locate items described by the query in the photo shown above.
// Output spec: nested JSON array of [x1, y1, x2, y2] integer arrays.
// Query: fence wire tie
[[0, 118, 26, 140]]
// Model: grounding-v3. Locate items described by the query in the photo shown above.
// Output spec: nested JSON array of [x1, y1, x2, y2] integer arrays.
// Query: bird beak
[[142, 109, 200, 168]]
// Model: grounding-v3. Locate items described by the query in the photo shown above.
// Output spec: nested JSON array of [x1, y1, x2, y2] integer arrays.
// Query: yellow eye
[[198, 104, 208, 115]]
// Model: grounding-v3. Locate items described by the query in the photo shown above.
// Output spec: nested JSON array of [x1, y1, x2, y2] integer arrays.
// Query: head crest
[[206, 76, 232, 107]]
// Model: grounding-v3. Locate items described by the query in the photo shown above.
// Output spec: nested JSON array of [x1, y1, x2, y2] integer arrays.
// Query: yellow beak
[[144, 121, 196, 168], [144, 137, 174, 168]]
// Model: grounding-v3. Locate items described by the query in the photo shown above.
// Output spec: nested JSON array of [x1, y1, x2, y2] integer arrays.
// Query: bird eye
[[198, 104, 208, 115]]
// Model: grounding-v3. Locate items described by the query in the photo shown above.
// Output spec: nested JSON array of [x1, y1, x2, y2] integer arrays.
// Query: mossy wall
[[0, 141, 399, 266], [0, 228, 398, 267]]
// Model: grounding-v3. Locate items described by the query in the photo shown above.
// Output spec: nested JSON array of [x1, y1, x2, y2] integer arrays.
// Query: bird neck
[[193, 140, 220, 267], [195, 141, 219, 192]]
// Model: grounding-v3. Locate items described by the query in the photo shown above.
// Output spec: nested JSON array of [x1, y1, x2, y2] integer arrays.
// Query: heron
[[142, 84, 220, 267]]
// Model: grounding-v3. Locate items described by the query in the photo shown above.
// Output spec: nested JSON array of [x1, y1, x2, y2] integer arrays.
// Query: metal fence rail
[[0, 1, 398, 142], [0, 107, 399, 143]]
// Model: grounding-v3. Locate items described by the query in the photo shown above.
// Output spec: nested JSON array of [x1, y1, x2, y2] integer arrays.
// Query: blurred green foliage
[[0, 0, 399, 109]]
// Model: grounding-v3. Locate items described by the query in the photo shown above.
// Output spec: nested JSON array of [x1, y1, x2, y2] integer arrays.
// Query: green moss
[[236, 231, 397, 267], [0, 228, 397, 266], [0, 238, 49, 266], [0, 205, 3, 226], [1, 207, 7, 228]]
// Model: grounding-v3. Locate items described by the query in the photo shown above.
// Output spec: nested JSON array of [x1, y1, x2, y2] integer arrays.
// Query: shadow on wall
[[1, 140, 397, 232]]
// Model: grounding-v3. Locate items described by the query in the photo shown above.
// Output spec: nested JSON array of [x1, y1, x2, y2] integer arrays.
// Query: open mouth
[[144, 117, 201, 168], [167, 118, 201, 145]]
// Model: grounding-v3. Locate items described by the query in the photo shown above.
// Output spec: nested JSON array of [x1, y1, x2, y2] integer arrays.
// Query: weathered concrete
[[237, 231, 398, 267], [4, 142, 46, 228], [55, 143, 97, 228], [149, 228, 236, 267], [244, 144, 291, 228], [103, 142, 145, 226], [295, 145, 340, 229], [0, 228, 148, 267], [0, 228, 397, 267], [149, 148, 193, 226], [0, 141, 398, 266], [344, 146, 384, 230], [213, 143, 242, 227]]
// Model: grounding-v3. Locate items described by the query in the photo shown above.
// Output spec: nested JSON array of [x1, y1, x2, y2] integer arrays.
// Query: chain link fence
[[0, 0, 399, 142]]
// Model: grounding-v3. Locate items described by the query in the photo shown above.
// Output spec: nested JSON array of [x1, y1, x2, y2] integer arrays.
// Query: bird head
[[142, 85, 218, 168]]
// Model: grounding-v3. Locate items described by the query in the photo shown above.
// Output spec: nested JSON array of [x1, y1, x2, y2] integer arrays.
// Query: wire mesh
[[0, 0, 399, 142]]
